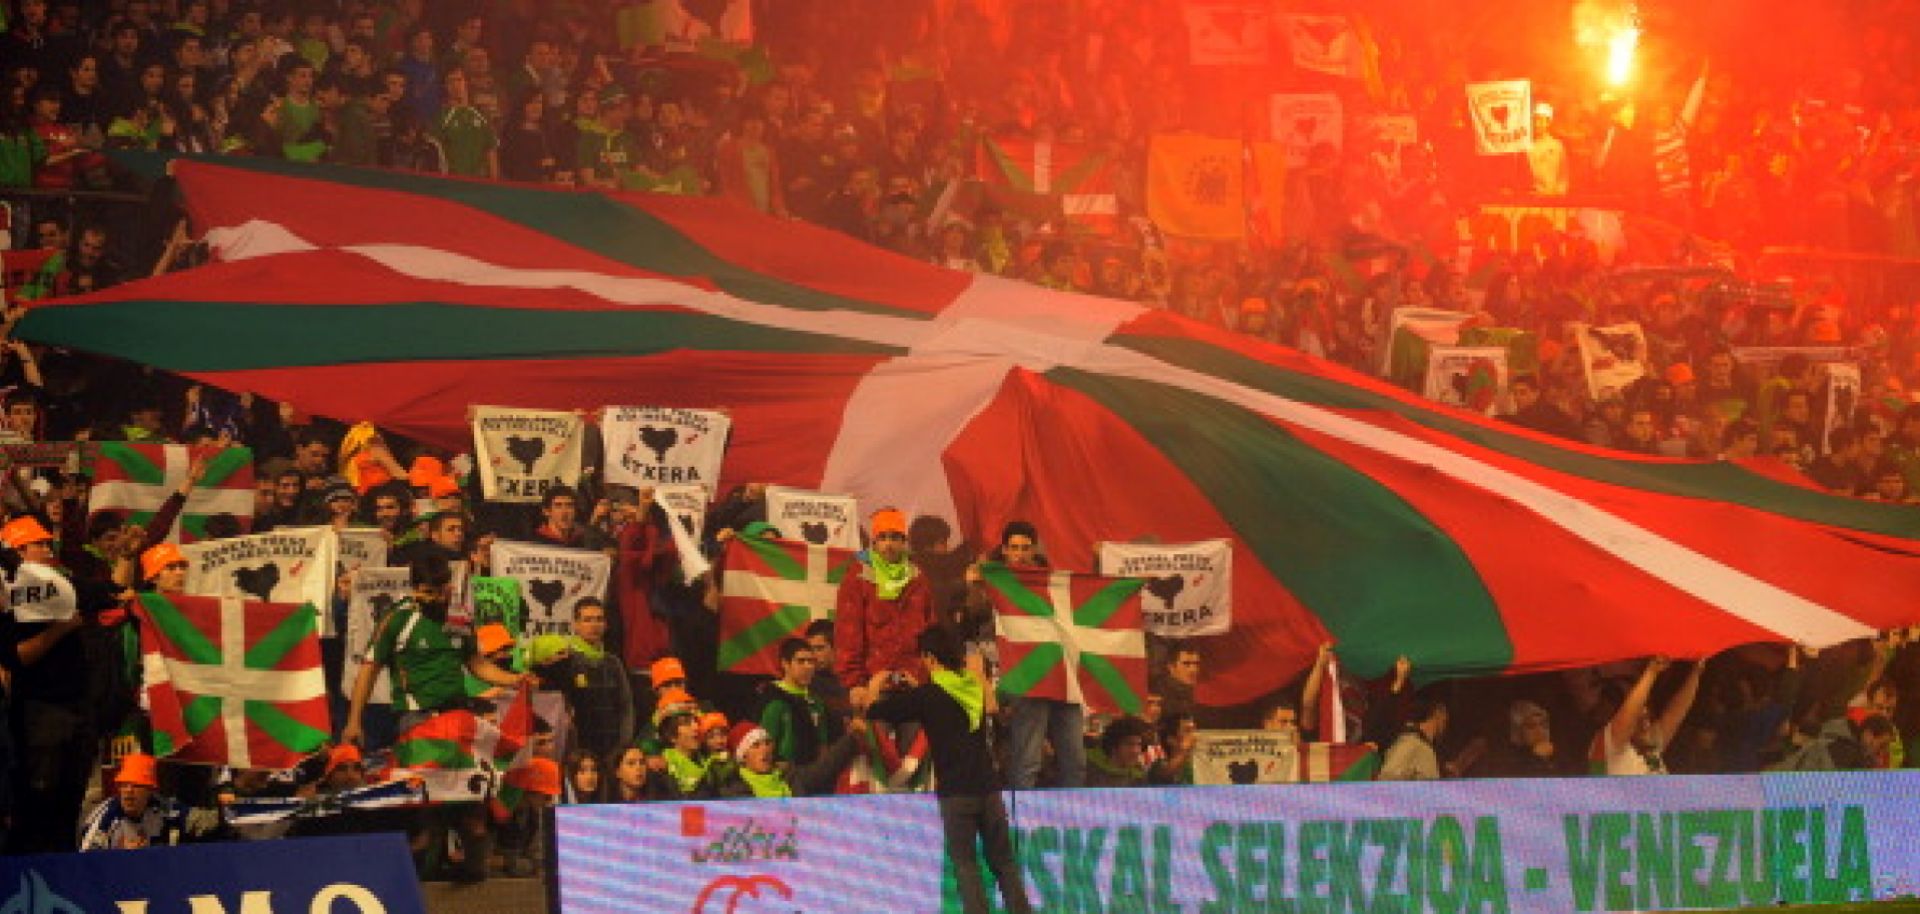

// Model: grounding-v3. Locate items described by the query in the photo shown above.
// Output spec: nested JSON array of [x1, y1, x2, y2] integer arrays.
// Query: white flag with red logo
[[1467, 80, 1533, 155], [1270, 93, 1344, 167], [1285, 15, 1361, 77], [1184, 0, 1272, 66]]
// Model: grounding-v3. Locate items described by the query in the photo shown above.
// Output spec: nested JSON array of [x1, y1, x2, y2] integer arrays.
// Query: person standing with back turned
[[862, 625, 1032, 914]]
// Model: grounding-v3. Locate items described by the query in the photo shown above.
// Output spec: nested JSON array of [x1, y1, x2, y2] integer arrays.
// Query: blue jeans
[[1007, 697, 1084, 789]]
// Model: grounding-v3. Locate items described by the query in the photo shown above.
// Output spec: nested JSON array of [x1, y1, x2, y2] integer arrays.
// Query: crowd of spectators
[[0, 0, 1918, 891]]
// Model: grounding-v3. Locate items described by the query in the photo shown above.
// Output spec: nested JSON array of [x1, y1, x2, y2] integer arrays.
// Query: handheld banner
[[1096, 539, 1233, 637], [471, 405, 586, 503], [489, 539, 612, 637], [182, 526, 338, 634], [601, 405, 731, 490], [764, 485, 862, 550], [1467, 79, 1533, 155], [1192, 729, 1300, 785], [5, 561, 78, 623], [1570, 321, 1648, 400], [1270, 93, 1344, 167], [1423, 345, 1510, 415], [655, 482, 712, 582], [342, 566, 411, 701]]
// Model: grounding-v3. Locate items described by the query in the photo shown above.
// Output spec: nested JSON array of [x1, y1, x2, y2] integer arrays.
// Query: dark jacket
[[868, 680, 996, 798]]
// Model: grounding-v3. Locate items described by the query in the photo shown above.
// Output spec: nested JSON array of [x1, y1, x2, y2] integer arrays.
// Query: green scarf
[[932, 669, 983, 732], [526, 633, 605, 666], [870, 551, 912, 600], [739, 767, 792, 798], [663, 748, 709, 794], [775, 679, 809, 698]]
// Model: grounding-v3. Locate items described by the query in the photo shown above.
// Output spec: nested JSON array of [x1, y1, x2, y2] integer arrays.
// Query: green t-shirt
[[437, 104, 496, 177], [759, 681, 824, 763], [577, 124, 641, 184], [369, 600, 475, 712], [0, 130, 47, 187], [279, 98, 325, 163]]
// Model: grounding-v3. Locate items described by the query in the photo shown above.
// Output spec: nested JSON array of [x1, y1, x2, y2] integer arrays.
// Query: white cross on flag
[[135, 593, 329, 770], [985, 565, 1147, 715], [717, 530, 859, 674]]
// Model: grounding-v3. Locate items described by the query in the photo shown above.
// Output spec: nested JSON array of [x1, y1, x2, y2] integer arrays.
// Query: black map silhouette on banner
[[367, 593, 397, 619], [504, 436, 548, 475], [233, 564, 280, 602], [525, 579, 566, 615], [638, 426, 678, 464], [1144, 575, 1185, 606], [1227, 759, 1260, 785], [799, 522, 830, 546]]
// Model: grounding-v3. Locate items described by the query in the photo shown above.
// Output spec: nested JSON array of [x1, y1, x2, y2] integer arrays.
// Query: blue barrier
[[0, 833, 428, 914], [552, 772, 1920, 913]]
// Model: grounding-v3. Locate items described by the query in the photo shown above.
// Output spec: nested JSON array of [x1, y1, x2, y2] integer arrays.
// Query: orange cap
[[655, 687, 695, 710], [476, 623, 514, 657], [699, 711, 729, 733], [525, 757, 562, 797], [115, 753, 161, 788], [0, 516, 52, 550], [1665, 363, 1696, 386], [141, 543, 188, 581], [650, 657, 687, 685], [324, 743, 363, 776], [870, 508, 907, 538], [653, 687, 698, 726], [1240, 296, 1269, 314], [428, 475, 462, 498]]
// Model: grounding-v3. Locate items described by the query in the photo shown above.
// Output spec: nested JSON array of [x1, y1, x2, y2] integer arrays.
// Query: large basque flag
[[22, 157, 1920, 707], [135, 593, 328, 769]]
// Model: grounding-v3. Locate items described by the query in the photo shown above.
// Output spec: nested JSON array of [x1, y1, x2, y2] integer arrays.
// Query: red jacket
[[834, 563, 932, 687]]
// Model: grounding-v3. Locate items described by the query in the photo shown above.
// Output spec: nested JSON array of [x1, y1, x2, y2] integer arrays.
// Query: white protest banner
[[1362, 114, 1419, 149], [654, 483, 711, 582], [471, 406, 585, 504], [1270, 93, 1343, 167], [337, 528, 389, 576], [489, 540, 612, 638], [1284, 14, 1359, 77], [1728, 346, 1858, 371], [1096, 539, 1233, 637], [1569, 321, 1648, 400], [1466, 79, 1533, 155], [600, 406, 731, 490], [1381, 306, 1476, 382], [764, 486, 862, 550], [340, 566, 411, 702], [183, 526, 339, 634], [1823, 363, 1862, 454], [1192, 730, 1300, 786], [6, 562, 77, 623], [1465, 205, 1627, 265], [1183, 0, 1271, 66], [1423, 346, 1510, 416]]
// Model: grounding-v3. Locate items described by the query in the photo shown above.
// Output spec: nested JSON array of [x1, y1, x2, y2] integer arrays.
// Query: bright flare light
[[1606, 25, 1640, 87]]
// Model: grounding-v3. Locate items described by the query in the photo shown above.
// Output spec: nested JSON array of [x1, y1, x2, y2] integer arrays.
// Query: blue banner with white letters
[[0, 834, 426, 914]]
